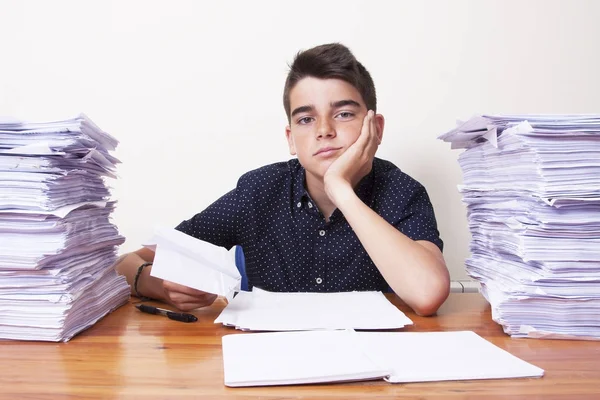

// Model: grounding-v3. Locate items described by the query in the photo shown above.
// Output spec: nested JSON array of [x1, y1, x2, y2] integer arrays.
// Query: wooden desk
[[1, 293, 599, 399]]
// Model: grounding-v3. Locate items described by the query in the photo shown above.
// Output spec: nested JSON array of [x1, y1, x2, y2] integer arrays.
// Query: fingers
[[172, 295, 218, 312], [163, 280, 211, 297], [366, 110, 380, 155], [162, 280, 218, 311], [370, 110, 380, 145], [166, 292, 218, 311], [355, 110, 372, 150], [355, 110, 378, 159]]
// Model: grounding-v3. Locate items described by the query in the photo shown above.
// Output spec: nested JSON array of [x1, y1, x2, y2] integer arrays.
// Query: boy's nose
[[316, 120, 335, 138]]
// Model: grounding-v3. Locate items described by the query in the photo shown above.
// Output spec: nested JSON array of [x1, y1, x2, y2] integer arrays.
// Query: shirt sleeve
[[394, 183, 444, 252], [175, 185, 246, 250]]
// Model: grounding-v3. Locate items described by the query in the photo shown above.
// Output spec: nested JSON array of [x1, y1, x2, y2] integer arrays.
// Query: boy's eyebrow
[[331, 99, 361, 109], [291, 100, 361, 118], [291, 105, 314, 118]]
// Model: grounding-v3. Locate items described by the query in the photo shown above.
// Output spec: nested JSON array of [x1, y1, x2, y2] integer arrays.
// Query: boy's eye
[[297, 117, 314, 125], [337, 112, 354, 119]]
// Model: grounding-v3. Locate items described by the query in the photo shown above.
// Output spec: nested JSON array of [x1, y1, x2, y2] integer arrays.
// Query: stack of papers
[[440, 115, 600, 339], [222, 330, 544, 387], [0, 114, 130, 341], [215, 288, 413, 331]]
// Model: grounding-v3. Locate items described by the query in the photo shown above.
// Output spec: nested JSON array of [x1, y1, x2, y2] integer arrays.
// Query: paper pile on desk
[[0, 114, 130, 342], [215, 288, 413, 331], [440, 115, 600, 340]]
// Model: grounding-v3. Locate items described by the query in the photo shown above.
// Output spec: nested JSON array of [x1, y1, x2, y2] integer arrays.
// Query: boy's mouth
[[314, 147, 342, 156]]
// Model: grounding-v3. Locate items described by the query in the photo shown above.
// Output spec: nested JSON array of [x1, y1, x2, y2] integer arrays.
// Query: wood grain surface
[[1, 293, 599, 399]]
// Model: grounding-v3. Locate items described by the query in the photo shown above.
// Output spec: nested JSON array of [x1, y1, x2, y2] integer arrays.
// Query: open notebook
[[222, 330, 544, 387]]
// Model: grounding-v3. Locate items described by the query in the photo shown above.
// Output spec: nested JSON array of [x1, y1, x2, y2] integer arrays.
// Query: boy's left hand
[[324, 110, 381, 205]]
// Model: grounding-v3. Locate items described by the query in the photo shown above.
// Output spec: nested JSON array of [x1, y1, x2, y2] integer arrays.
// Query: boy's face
[[285, 77, 371, 181]]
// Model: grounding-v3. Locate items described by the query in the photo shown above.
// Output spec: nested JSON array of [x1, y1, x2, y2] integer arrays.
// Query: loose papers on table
[[215, 287, 413, 331], [222, 330, 544, 387], [0, 114, 129, 341]]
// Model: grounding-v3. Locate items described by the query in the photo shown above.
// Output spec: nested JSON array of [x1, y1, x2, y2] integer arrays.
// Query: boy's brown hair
[[283, 43, 377, 122]]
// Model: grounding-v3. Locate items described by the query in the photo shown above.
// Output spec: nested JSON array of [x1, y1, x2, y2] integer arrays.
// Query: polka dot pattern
[[176, 158, 442, 292]]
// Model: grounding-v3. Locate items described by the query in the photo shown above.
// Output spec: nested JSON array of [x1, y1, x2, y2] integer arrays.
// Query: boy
[[116, 43, 450, 316]]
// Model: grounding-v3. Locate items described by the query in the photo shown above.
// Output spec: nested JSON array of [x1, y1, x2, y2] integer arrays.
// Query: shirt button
[[307, 202, 313, 209], [319, 229, 326, 236], [316, 277, 323, 284], [297, 202, 302, 208]]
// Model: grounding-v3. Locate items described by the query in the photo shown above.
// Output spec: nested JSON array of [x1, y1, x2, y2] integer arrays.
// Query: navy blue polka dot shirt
[[175, 157, 442, 292]]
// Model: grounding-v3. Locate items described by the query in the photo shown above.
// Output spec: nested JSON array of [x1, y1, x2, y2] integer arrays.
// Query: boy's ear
[[374, 114, 385, 144], [285, 126, 297, 155]]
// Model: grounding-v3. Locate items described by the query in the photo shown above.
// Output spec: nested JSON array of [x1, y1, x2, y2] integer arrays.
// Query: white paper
[[0, 142, 63, 155], [0, 114, 128, 341], [222, 330, 390, 387], [215, 288, 413, 331], [356, 331, 544, 383], [440, 114, 600, 339], [221, 330, 544, 387], [147, 227, 241, 297]]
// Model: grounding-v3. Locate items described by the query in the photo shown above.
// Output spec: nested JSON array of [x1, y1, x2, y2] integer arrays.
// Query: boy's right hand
[[162, 280, 218, 311]]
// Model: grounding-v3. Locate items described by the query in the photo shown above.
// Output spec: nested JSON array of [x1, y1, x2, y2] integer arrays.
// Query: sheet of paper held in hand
[[144, 227, 241, 298]]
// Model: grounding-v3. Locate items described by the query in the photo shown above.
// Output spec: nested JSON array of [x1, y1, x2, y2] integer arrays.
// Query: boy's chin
[[304, 165, 329, 181], [301, 159, 337, 180]]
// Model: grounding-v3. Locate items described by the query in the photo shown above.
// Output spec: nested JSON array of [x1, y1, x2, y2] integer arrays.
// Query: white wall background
[[1, 0, 599, 280]]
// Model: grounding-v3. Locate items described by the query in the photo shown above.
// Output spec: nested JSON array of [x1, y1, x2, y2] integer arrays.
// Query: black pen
[[135, 304, 198, 323]]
